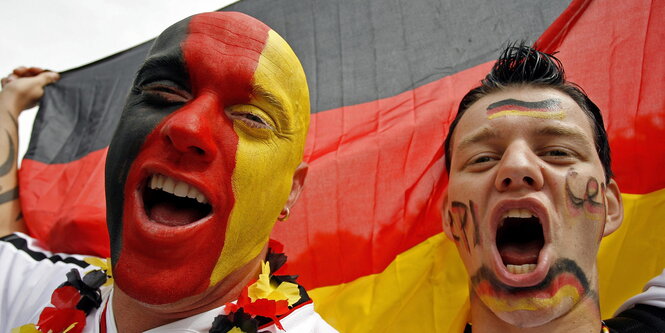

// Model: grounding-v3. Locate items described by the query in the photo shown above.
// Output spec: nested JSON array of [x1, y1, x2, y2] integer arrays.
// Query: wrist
[[0, 89, 27, 119]]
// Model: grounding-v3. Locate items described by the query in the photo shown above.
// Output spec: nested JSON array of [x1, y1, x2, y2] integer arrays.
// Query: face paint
[[445, 87, 612, 327], [106, 12, 309, 305], [471, 258, 589, 314], [447, 200, 481, 253], [486, 98, 564, 120], [565, 169, 606, 223], [209, 28, 309, 287]]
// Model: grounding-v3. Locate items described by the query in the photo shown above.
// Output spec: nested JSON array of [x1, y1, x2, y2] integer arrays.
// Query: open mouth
[[496, 208, 544, 275], [142, 174, 212, 226]]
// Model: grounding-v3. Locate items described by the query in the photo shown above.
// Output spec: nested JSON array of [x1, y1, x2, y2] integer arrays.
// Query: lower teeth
[[506, 264, 537, 274]]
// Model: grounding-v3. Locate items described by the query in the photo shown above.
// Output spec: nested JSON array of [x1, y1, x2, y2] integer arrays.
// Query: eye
[[228, 111, 274, 130], [543, 149, 570, 157], [471, 155, 498, 164], [140, 81, 191, 105], [539, 147, 578, 163]]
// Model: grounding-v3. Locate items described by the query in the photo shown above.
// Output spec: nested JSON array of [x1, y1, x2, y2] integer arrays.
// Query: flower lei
[[12, 257, 113, 333], [13, 240, 308, 333], [210, 240, 310, 333]]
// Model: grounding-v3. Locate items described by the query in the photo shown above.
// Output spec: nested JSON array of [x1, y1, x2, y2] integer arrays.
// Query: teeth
[[506, 264, 537, 274], [502, 208, 536, 219], [148, 174, 209, 204]]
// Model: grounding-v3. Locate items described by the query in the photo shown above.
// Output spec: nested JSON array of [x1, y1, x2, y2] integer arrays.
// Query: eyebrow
[[135, 55, 188, 87], [455, 127, 499, 152], [534, 125, 590, 145], [454, 124, 592, 152], [252, 85, 286, 111]]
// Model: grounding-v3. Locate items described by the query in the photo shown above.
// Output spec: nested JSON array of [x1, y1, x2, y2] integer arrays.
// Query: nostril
[[502, 178, 511, 187], [523, 176, 534, 186], [190, 146, 205, 155]]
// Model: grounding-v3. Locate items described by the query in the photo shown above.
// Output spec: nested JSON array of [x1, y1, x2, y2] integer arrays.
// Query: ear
[[602, 179, 623, 237], [440, 187, 455, 241], [284, 162, 308, 211]]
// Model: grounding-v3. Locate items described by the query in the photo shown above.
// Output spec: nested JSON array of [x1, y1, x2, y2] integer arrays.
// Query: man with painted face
[[0, 12, 336, 332], [442, 43, 665, 332]]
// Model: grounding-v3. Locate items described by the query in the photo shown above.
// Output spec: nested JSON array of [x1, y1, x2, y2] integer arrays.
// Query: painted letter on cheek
[[447, 200, 481, 253], [565, 169, 606, 223]]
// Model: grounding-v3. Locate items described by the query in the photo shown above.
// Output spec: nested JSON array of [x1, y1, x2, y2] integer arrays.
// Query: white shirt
[[0, 233, 336, 332], [615, 268, 665, 314]]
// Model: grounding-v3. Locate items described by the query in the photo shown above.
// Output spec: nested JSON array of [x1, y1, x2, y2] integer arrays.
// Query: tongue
[[499, 240, 541, 265], [149, 202, 200, 226]]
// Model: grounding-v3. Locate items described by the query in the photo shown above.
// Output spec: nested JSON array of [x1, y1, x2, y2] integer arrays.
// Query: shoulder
[[0, 233, 98, 331], [0, 232, 91, 268]]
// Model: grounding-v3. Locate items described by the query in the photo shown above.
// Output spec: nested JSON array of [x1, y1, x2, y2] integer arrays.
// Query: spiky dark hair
[[443, 41, 612, 182]]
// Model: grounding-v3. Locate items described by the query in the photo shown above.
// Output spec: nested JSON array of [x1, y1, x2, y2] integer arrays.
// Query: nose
[[494, 142, 544, 192], [159, 97, 218, 162]]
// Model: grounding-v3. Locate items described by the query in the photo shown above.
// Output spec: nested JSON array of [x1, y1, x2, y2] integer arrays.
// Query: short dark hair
[[443, 41, 612, 182]]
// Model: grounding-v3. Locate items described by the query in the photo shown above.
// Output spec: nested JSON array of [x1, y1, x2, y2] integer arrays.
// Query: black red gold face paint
[[105, 12, 310, 305], [471, 258, 591, 312], [106, 13, 269, 304], [486, 98, 564, 120]]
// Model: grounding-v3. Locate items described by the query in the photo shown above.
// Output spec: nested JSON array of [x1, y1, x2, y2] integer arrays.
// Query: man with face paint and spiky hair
[[0, 12, 336, 332], [442, 42, 665, 333]]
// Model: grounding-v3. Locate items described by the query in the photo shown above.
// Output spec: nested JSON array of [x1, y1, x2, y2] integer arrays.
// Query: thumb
[[35, 71, 60, 85]]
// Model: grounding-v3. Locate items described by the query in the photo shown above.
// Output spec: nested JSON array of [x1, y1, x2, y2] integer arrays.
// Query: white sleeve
[[615, 268, 665, 315], [0, 233, 92, 331]]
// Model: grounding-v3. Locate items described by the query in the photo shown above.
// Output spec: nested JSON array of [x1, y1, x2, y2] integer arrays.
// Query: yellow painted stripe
[[479, 284, 580, 312], [309, 189, 665, 331], [487, 110, 565, 120]]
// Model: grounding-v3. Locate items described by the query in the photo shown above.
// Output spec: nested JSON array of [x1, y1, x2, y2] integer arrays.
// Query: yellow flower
[[84, 257, 114, 287], [228, 327, 244, 333], [247, 261, 301, 306], [11, 324, 40, 333]]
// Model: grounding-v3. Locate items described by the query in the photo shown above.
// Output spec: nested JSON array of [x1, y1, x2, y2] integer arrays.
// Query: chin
[[491, 295, 575, 328]]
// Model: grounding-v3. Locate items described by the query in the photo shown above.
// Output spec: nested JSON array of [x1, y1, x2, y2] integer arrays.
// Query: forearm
[[0, 93, 26, 236]]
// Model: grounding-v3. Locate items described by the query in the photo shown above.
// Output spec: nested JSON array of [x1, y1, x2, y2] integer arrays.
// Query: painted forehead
[[140, 12, 271, 89], [486, 98, 564, 120]]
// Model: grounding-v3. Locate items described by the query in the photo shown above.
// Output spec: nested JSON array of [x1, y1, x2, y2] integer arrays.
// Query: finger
[[34, 71, 60, 85], [12, 66, 29, 76], [1, 74, 19, 88], [25, 67, 46, 76]]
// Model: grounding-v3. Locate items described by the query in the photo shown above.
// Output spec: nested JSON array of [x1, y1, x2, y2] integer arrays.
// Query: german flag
[[18, 0, 665, 331]]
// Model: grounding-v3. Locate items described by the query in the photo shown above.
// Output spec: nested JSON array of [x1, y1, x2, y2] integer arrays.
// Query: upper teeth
[[502, 208, 536, 219], [149, 174, 209, 204]]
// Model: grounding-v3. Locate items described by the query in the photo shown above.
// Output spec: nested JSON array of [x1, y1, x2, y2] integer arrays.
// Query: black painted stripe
[[487, 98, 561, 111], [0, 233, 90, 268]]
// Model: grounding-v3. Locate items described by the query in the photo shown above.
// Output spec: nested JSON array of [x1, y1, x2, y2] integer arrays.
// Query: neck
[[112, 245, 268, 333], [468, 289, 601, 333]]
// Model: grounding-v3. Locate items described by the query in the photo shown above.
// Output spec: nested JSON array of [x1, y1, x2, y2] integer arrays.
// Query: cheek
[[208, 133, 296, 285]]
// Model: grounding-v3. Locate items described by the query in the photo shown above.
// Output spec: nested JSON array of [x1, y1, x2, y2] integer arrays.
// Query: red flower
[[37, 308, 86, 333], [36, 286, 86, 333], [243, 298, 290, 330]]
